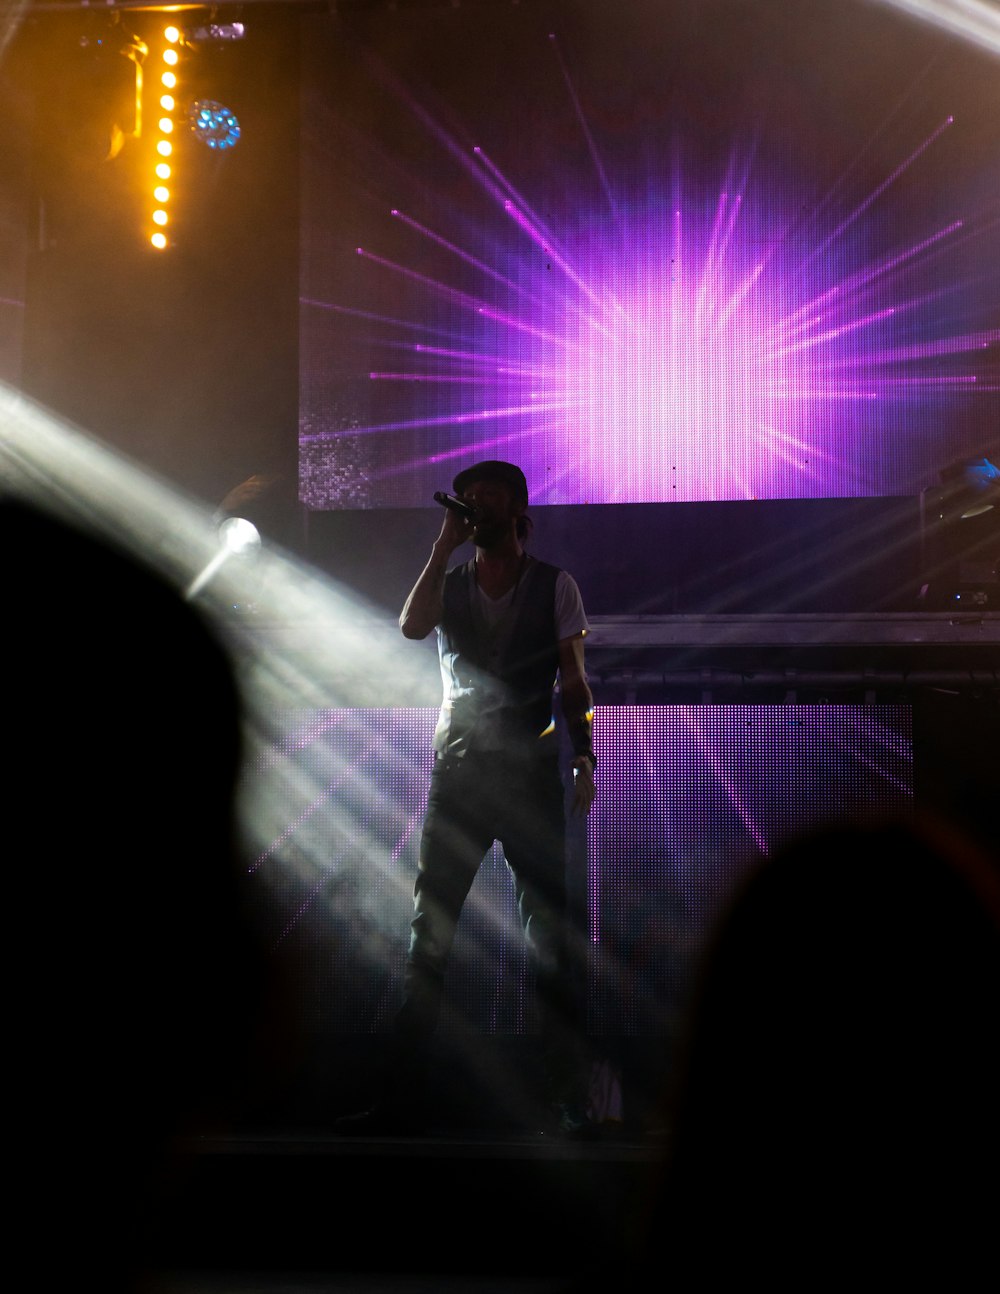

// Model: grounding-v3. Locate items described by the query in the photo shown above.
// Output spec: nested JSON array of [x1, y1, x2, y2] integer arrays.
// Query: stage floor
[[149, 1273, 575, 1292], [145, 1128, 663, 1294]]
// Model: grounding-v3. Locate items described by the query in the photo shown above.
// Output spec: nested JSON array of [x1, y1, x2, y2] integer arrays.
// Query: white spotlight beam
[[0, 1, 30, 63], [875, 0, 1000, 56], [0, 383, 430, 699], [0, 384, 436, 928]]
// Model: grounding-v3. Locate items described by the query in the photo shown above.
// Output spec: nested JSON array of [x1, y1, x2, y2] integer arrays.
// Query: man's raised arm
[[399, 508, 471, 639]]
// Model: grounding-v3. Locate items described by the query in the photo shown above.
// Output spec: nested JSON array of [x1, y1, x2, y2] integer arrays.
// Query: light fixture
[[937, 454, 1000, 522], [148, 24, 181, 249], [957, 456, 1000, 518], [219, 517, 262, 557], [919, 451, 1000, 609], [59, 20, 147, 166], [186, 517, 261, 602], [184, 21, 246, 46], [188, 99, 241, 150]]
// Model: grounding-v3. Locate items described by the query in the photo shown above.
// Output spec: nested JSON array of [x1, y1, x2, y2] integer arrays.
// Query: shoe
[[550, 1100, 599, 1139]]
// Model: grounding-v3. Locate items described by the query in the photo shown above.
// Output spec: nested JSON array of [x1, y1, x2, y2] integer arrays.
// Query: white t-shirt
[[433, 558, 589, 755], [474, 567, 588, 640]]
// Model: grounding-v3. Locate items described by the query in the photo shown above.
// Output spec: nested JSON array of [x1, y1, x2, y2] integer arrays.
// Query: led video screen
[[247, 704, 913, 1037], [299, 1, 1000, 510]]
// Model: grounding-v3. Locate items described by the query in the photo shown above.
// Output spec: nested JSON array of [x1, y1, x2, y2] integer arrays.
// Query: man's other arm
[[558, 633, 595, 816]]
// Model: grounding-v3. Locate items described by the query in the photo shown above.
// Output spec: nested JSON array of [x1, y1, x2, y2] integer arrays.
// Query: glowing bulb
[[160, 94, 175, 111], [161, 71, 177, 89], [155, 162, 171, 179], [156, 140, 172, 157], [163, 49, 178, 66], [151, 232, 168, 250], [154, 186, 169, 203], [159, 117, 174, 134], [152, 209, 168, 227], [219, 517, 261, 556], [164, 25, 180, 43]]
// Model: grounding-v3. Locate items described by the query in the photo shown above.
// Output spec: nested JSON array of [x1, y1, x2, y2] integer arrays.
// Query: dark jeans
[[394, 749, 583, 1103]]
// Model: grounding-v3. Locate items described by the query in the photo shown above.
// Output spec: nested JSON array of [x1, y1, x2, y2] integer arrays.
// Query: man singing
[[349, 460, 595, 1134]]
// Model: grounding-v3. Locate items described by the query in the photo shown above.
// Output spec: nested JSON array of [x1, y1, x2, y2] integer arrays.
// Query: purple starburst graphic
[[300, 27, 1000, 509]]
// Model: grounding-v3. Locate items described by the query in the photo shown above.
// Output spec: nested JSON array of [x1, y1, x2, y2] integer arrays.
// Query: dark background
[[2, 0, 997, 620]]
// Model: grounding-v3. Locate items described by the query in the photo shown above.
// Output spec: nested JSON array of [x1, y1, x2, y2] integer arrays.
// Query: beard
[[471, 514, 510, 549]]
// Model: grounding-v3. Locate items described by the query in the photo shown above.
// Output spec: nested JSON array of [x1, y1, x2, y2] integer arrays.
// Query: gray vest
[[433, 557, 562, 758]]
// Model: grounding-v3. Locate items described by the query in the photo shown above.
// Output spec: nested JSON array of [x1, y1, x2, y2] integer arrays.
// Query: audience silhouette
[[635, 815, 1000, 1286], [6, 498, 283, 1290]]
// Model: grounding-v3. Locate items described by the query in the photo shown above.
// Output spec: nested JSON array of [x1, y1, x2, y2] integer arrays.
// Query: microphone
[[433, 491, 478, 520]]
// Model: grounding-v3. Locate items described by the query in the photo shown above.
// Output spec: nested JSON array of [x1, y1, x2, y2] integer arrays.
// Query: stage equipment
[[72, 18, 146, 161], [30, 14, 146, 240], [183, 22, 246, 47], [951, 455, 999, 519], [219, 516, 262, 558], [188, 99, 241, 150], [147, 24, 184, 249], [187, 516, 261, 602], [919, 452, 1000, 609]]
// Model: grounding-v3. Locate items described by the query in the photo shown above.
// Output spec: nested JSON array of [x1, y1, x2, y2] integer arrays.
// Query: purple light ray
[[807, 711, 915, 799], [474, 147, 568, 260], [260, 711, 439, 944], [399, 342, 562, 380], [300, 398, 575, 444], [302, 32, 998, 508], [809, 116, 954, 262], [356, 246, 497, 315], [547, 32, 618, 218], [302, 297, 465, 344], [585, 703, 914, 1019], [250, 723, 381, 875], [388, 422, 557, 481], [860, 328, 1000, 363], [357, 246, 581, 350], [777, 222, 965, 347], [499, 198, 620, 337], [679, 707, 771, 857], [390, 206, 539, 303], [369, 373, 487, 383]]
